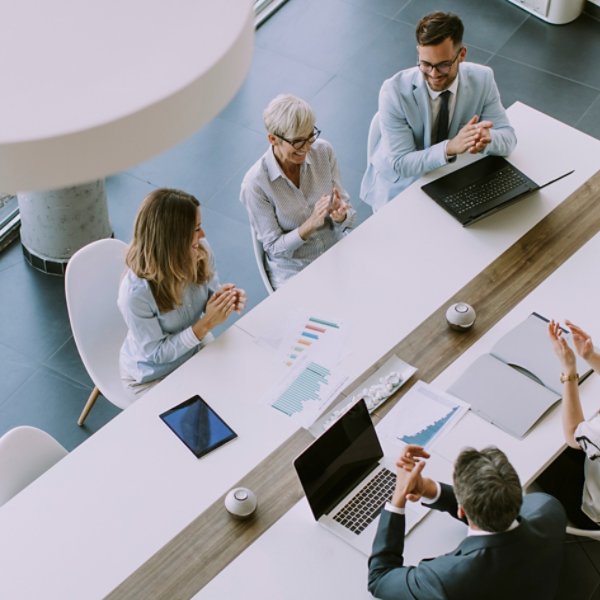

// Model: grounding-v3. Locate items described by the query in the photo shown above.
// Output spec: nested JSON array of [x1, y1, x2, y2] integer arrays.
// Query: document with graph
[[277, 313, 346, 368], [263, 355, 349, 428], [378, 381, 469, 449]]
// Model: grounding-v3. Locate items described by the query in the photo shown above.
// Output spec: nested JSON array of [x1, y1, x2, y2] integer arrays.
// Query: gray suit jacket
[[368, 485, 566, 600], [360, 62, 517, 211]]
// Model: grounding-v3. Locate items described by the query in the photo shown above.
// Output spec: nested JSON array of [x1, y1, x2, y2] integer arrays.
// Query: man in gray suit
[[368, 445, 566, 600], [360, 12, 517, 211]]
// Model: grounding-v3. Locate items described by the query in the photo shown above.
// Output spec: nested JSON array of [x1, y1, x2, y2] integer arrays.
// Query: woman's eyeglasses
[[276, 127, 321, 150]]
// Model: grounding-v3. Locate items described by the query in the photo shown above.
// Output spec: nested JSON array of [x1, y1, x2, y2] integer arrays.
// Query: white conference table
[[0, 327, 297, 600], [0, 102, 599, 600], [236, 102, 600, 383], [202, 210, 600, 600]]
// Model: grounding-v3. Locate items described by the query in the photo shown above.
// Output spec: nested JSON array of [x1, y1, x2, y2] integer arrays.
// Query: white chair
[[250, 225, 274, 295], [566, 523, 600, 540], [65, 238, 133, 426], [366, 112, 381, 160], [0, 426, 68, 507]]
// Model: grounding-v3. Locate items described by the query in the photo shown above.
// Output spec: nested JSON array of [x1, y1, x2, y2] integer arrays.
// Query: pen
[[325, 189, 334, 230]]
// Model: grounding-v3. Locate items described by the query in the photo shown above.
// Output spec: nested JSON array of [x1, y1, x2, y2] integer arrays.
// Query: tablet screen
[[159, 395, 237, 458]]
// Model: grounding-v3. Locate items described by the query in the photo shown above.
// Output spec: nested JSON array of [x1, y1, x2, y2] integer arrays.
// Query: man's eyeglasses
[[417, 49, 462, 75], [276, 127, 321, 150]]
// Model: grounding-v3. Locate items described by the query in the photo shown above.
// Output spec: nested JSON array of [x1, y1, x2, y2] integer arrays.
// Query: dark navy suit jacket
[[368, 484, 566, 600]]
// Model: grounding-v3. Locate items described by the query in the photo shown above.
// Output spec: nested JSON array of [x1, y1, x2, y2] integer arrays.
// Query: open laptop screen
[[294, 400, 383, 519]]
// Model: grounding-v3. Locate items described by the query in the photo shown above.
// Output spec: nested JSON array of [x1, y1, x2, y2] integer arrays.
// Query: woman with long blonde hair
[[118, 188, 246, 396]]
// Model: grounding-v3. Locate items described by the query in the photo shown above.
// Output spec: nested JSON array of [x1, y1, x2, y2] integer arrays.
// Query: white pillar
[[17, 180, 112, 275]]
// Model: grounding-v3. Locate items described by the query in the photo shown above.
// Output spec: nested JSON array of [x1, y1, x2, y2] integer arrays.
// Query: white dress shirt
[[575, 413, 600, 523], [426, 75, 459, 159], [240, 138, 356, 289], [385, 480, 519, 535]]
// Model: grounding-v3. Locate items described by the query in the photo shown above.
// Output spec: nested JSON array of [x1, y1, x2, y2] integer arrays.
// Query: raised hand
[[299, 194, 331, 239], [565, 320, 594, 360], [391, 445, 432, 507], [548, 320, 577, 374]]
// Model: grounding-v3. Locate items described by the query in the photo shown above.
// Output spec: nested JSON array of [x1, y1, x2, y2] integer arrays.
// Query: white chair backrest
[[250, 225, 274, 295], [366, 112, 381, 158], [65, 238, 131, 409], [566, 523, 600, 540], [0, 426, 67, 507]]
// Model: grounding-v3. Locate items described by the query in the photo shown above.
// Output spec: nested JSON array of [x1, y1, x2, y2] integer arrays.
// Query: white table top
[[1, 103, 599, 600], [0, 327, 296, 600], [431, 231, 600, 484], [203, 220, 600, 600], [236, 102, 600, 384], [0, 0, 254, 192]]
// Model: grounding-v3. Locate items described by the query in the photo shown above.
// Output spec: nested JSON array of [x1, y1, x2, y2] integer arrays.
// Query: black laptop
[[421, 155, 573, 226], [293, 399, 429, 555]]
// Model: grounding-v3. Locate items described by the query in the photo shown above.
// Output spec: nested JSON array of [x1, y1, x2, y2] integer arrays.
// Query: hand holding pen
[[324, 190, 335, 229]]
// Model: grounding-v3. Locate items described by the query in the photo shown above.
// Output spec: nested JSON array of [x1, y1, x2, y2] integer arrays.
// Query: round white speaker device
[[446, 303, 476, 331], [224, 487, 258, 519]]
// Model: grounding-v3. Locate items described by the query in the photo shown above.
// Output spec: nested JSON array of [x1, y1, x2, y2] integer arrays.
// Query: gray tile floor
[[1, 0, 599, 595]]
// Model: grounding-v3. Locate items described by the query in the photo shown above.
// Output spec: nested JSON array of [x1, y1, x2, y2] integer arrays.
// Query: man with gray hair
[[368, 445, 565, 599]]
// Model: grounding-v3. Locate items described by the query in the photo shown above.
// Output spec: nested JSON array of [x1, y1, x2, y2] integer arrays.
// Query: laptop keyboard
[[332, 468, 396, 535], [443, 165, 529, 215]]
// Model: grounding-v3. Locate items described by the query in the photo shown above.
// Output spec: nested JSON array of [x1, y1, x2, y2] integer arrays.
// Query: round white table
[[0, 0, 254, 270]]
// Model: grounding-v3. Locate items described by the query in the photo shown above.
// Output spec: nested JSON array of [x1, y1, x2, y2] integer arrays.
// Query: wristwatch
[[560, 372, 579, 383]]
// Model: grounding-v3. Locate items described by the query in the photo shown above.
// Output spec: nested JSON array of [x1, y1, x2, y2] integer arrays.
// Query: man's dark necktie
[[434, 90, 450, 144]]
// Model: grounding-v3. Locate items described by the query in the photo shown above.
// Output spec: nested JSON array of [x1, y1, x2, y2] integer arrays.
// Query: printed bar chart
[[284, 316, 342, 367], [272, 362, 332, 417]]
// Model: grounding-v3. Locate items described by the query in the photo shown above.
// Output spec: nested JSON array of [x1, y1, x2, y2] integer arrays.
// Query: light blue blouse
[[117, 250, 218, 384]]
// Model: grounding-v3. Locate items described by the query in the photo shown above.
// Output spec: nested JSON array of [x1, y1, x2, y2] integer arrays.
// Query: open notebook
[[447, 313, 593, 438]]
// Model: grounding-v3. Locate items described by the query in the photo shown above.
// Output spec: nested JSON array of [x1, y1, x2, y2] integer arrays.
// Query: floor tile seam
[[124, 119, 263, 194], [391, 11, 529, 57], [250, 40, 327, 74], [310, 72, 341, 101], [495, 10, 531, 50], [583, 7, 600, 23], [39, 362, 93, 392], [214, 111, 264, 138], [0, 338, 36, 365], [392, 1, 412, 20], [201, 135, 266, 213], [334, 0, 409, 20], [574, 94, 600, 130], [0, 333, 65, 365], [256, 7, 396, 71], [0, 364, 49, 411], [202, 201, 251, 227], [580, 541, 600, 577], [0, 253, 24, 275], [41, 336, 94, 389], [491, 52, 600, 93]]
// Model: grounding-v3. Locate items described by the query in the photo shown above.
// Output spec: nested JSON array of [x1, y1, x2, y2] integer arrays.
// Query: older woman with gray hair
[[240, 94, 355, 290]]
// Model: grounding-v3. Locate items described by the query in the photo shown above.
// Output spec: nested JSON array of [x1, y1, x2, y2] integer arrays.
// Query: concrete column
[[17, 180, 113, 275]]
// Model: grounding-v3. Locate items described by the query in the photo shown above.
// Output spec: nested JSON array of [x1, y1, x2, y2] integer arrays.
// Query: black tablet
[[159, 395, 237, 458]]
